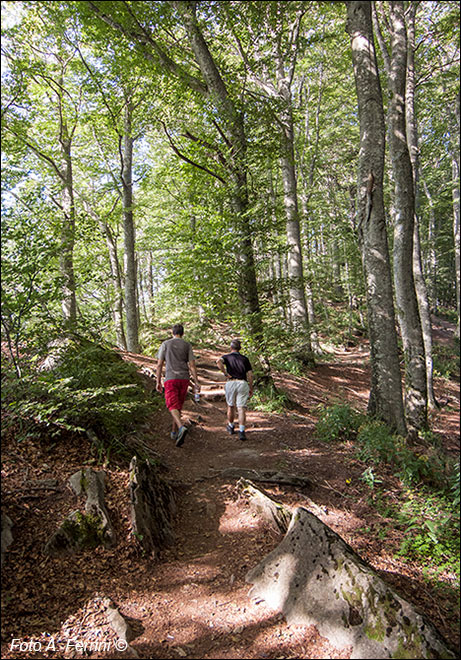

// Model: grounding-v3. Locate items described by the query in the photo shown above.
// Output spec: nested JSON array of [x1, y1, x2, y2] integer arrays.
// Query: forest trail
[[1, 331, 459, 659]]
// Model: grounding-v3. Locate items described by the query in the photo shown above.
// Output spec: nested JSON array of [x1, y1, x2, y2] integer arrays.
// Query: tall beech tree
[[226, 1, 313, 357], [374, 0, 427, 432], [120, 90, 140, 353], [3, 24, 80, 326], [404, 1, 437, 409], [346, 0, 406, 435]]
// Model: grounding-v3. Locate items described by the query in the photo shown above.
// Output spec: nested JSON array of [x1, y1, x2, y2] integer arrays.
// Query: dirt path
[[111, 347, 370, 659], [1, 339, 459, 659]]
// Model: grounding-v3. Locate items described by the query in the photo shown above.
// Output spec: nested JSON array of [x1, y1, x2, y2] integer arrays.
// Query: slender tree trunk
[[273, 11, 312, 358], [59, 123, 77, 326], [103, 221, 127, 350], [346, 0, 406, 436], [299, 193, 321, 353], [297, 66, 322, 355], [451, 93, 460, 339], [83, 197, 127, 349], [387, 1, 427, 432], [121, 98, 140, 353], [147, 252, 156, 324], [278, 97, 311, 348], [405, 2, 438, 409], [138, 264, 148, 325], [422, 179, 438, 308]]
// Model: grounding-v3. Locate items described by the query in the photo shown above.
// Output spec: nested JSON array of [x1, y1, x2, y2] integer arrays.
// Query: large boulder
[[246, 507, 455, 659]]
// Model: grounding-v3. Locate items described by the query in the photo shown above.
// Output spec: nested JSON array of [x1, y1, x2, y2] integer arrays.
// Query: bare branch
[[159, 120, 226, 184]]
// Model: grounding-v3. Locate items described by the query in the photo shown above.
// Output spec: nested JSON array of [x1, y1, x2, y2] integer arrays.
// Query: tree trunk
[[405, 3, 438, 409], [103, 220, 127, 350], [59, 122, 77, 326], [387, 1, 427, 432], [273, 10, 312, 358], [422, 179, 438, 308], [108, 235, 127, 350], [121, 98, 140, 353], [451, 93, 460, 339], [346, 1, 406, 435], [147, 251, 156, 324], [277, 90, 310, 339]]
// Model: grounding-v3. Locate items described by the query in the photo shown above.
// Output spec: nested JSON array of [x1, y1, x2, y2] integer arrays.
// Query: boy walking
[[216, 339, 253, 440], [156, 324, 200, 447]]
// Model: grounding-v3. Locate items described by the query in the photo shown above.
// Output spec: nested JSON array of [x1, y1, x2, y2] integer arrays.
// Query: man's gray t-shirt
[[157, 337, 195, 381]]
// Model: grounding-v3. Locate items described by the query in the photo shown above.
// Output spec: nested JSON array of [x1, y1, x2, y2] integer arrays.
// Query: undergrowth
[[315, 402, 460, 588], [1, 335, 161, 458], [249, 384, 293, 414]]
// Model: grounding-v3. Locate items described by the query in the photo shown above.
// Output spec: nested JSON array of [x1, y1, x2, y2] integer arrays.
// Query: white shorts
[[225, 379, 250, 408]]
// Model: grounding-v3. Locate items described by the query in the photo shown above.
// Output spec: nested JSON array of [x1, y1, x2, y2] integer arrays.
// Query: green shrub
[[395, 489, 460, 583], [249, 385, 292, 414], [355, 420, 397, 463], [433, 339, 460, 379], [315, 403, 364, 443], [2, 336, 159, 453], [355, 421, 448, 488]]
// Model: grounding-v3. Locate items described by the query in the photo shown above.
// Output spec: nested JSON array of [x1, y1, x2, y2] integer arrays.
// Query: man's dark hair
[[172, 323, 184, 336], [230, 339, 241, 351]]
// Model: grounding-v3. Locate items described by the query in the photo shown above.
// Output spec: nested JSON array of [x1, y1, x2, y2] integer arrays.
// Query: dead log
[[221, 468, 310, 489], [129, 456, 176, 558], [246, 506, 455, 659]]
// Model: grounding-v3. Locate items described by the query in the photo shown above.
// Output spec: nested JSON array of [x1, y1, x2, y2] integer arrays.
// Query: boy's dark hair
[[230, 339, 241, 351], [172, 324, 184, 336]]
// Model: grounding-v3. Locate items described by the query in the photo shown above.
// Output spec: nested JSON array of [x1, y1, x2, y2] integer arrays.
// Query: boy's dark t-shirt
[[221, 352, 252, 381]]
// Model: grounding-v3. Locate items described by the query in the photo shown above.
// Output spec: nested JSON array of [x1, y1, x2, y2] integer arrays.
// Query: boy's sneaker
[[170, 430, 178, 441], [226, 423, 235, 435], [239, 431, 247, 441], [176, 425, 188, 447]]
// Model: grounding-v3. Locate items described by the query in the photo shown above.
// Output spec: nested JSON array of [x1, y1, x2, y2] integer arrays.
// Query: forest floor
[[1, 318, 459, 659]]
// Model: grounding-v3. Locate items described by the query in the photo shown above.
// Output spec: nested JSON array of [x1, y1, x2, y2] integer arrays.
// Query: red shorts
[[164, 379, 190, 411]]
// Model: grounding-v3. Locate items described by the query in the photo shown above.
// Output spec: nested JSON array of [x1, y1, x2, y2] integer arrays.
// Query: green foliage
[[316, 303, 367, 350], [355, 420, 449, 489], [433, 339, 460, 380], [249, 384, 292, 414], [353, 421, 461, 586], [2, 336, 159, 456], [315, 403, 365, 442], [359, 466, 383, 490], [393, 489, 460, 583], [355, 421, 399, 464]]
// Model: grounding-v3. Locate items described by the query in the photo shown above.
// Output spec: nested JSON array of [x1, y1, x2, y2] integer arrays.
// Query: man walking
[[156, 324, 200, 447], [216, 339, 253, 441]]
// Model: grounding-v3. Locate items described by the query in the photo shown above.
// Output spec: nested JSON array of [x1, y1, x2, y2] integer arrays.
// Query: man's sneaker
[[239, 431, 247, 441], [176, 425, 188, 447], [170, 430, 178, 441], [226, 423, 235, 435]]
